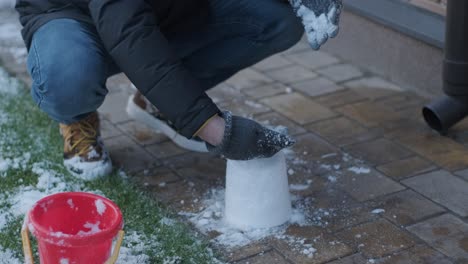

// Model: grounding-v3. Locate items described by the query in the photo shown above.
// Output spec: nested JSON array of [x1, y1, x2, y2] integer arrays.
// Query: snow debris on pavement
[[371, 209, 385, 214], [180, 188, 335, 258]]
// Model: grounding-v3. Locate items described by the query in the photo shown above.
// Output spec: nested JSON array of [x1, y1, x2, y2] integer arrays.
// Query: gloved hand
[[206, 111, 295, 160], [289, 0, 343, 50]]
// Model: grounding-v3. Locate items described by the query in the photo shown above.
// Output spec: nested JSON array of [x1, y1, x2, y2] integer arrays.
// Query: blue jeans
[[27, 0, 303, 124]]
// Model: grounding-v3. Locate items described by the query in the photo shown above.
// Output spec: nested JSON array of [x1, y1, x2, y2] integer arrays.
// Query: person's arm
[[88, 0, 219, 138]]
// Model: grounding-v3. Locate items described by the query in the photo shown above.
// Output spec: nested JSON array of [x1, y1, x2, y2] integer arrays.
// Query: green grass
[[0, 70, 219, 263]]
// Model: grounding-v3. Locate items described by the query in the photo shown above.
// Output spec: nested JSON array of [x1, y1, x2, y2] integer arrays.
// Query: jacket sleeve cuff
[[178, 102, 221, 139]]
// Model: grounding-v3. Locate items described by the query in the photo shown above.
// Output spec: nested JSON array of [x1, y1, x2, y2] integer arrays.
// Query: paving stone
[[337, 167, 405, 202], [253, 54, 293, 71], [432, 233, 468, 263], [254, 111, 307, 136], [225, 68, 273, 90], [290, 133, 338, 163], [327, 254, 367, 264], [281, 38, 311, 55], [344, 138, 413, 166], [336, 101, 403, 128], [224, 243, 272, 263], [265, 64, 318, 84], [207, 83, 244, 104], [220, 98, 270, 118], [344, 77, 403, 101], [117, 120, 168, 146], [292, 77, 345, 97], [100, 119, 123, 139], [403, 170, 468, 217], [132, 166, 180, 187], [376, 156, 436, 180], [336, 219, 416, 258], [109, 144, 157, 173], [379, 92, 427, 111], [371, 189, 446, 226], [235, 250, 290, 264], [313, 89, 367, 108], [145, 141, 188, 159], [261, 93, 338, 125], [407, 214, 468, 243], [98, 90, 132, 124], [299, 189, 378, 232], [454, 168, 468, 182], [316, 64, 363, 82], [152, 180, 206, 212], [104, 134, 136, 151], [242, 83, 288, 99], [377, 244, 454, 264], [270, 233, 353, 264], [162, 152, 226, 184], [306, 117, 378, 146], [285, 50, 340, 70]]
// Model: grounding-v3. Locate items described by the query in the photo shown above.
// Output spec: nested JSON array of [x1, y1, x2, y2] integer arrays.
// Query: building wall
[[323, 9, 444, 98]]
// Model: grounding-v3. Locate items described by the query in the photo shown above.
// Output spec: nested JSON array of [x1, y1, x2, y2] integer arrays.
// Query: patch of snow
[[0, 246, 21, 264], [348, 166, 371, 174], [78, 221, 101, 236], [67, 199, 75, 209], [95, 199, 106, 215], [160, 217, 175, 226], [289, 183, 310, 191], [63, 152, 112, 180], [327, 175, 337, 183], [371, 209, 385, 214], [116, 231, 151, 264], [321, 153, 337, 159], [163, 256, 182, 264], [0, 68, 20, 95]]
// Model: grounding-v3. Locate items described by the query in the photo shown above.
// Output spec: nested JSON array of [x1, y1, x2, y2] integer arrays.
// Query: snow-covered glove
[[206, 111, 295, 160], [289, 0, 343, 50]]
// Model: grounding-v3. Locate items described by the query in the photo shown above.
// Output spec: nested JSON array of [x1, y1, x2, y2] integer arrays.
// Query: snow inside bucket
[[27, 192, 123, 264], [225, 151, 292, 229]]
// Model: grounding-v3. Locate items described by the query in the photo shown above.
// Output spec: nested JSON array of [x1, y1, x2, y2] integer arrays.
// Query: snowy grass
[[0, 68, 219, 263]]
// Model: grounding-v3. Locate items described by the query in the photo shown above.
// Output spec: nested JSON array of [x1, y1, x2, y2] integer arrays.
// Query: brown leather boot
[[59, 112, 112, 180]]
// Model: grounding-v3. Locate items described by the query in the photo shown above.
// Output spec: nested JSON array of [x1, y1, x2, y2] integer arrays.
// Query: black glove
[[289, 0, 343, 50], [206, 111, 295, 160]]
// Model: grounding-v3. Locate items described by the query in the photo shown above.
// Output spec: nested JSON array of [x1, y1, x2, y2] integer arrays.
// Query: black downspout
[[422, 0, 468, 134]]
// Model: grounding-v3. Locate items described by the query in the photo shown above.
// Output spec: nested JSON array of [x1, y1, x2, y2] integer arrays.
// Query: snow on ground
[[0, 247, 22, 264], [0, 70, 157, 263], [180, 187, 335, 257], [180, 147, 371, 259], [0, 68, 19, 94]]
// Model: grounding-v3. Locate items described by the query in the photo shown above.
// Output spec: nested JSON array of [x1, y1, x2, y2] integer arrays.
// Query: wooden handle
[[21, 216, 34, 264], [105, 230, 125, 264]]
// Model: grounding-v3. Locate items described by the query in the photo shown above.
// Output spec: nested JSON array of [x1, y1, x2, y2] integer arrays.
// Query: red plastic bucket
[[22, 192, 124, 264]]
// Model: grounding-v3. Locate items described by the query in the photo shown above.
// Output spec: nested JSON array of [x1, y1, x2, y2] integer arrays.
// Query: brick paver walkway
[[1, 8, 468, 264]]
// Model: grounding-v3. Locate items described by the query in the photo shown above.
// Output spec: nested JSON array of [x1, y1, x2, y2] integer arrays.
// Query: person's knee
[[34, 59, 107, 121], [259, 5, 304, 51]]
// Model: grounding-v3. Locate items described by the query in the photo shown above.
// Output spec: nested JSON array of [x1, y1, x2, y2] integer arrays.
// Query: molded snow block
[[225, 151, 291, 229]]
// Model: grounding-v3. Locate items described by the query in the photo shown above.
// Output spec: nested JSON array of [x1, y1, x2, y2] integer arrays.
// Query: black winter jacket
[[15, 0, 220, 138]]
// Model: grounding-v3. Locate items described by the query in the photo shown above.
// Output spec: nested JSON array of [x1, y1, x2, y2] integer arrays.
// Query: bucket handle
[[105, 230, 125, 264], [21, 216, 125, 264]]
